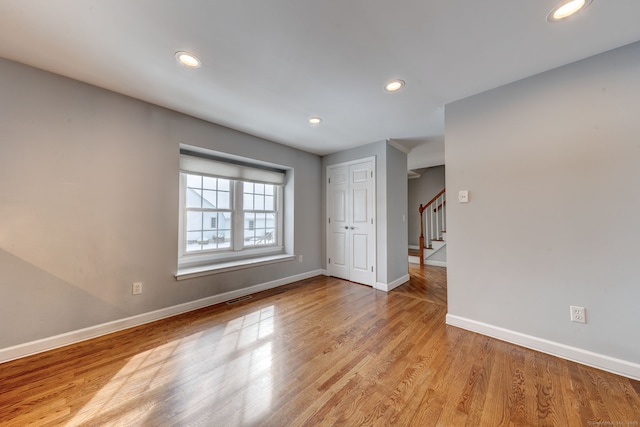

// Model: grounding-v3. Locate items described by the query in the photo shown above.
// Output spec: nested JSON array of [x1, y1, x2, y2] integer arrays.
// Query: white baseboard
[[0, 269, 325, 365], [425, 260, 447, 267], [408, 258, 447, 267], [375, 274, 410, 292], [446, 314, 640, 381], [408, 245, 420, 250]]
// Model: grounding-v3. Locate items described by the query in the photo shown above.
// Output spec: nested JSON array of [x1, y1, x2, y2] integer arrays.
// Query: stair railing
[[418, 188, 446, 265]]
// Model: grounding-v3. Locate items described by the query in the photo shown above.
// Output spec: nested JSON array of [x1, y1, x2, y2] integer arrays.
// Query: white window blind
[[179, 154, 285, 185]]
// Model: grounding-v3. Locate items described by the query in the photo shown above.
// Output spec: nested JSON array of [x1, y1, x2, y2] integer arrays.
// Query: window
[[182, 174, 280, 254], [244, 182, 276, 246], [184, 174, 232, 252], [178, 150, 287, 274]]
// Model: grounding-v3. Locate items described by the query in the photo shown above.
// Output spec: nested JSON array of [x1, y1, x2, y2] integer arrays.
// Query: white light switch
[[458, 190, 469, 203]]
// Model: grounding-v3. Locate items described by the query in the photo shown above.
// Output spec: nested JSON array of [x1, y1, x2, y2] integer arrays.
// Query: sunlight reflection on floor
[[66, 306, 276, 426], [65, 337, 186, 426]]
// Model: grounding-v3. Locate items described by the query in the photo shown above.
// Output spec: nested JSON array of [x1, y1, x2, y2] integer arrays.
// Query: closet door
[[327, 158, 375, 286]]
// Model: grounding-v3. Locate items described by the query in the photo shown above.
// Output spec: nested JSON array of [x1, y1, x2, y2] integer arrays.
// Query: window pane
[[202, 190, 217, 208], [219, 230, 231, 249], [203, 176, 217, 190], [266, 213, 276, 228], [202, 230, 217, 247], [203, 211, 216, 231], [244, 212, 256, 230], [217, 190, 230, 209], [255, 195, 264, 210], [244, 182, 254, 193], [255, 183, 265, 194], [186, 211, 203, 231], [244, 193, 254, 210], [218, 212, 232, 248], [220, 212, 232, 228], [186, 189, 202, 208], [265, 195, 274, 211], [264, 228, 275, 244], [218, 179, 230, 191], [265, 185, 274, 196], [186, 231, 202, 252], [186, 174, 201, 189], [186, 230, 201, 243]]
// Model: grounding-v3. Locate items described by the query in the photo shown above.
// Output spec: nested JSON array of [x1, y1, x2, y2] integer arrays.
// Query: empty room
[[1, 1, 639, 425]]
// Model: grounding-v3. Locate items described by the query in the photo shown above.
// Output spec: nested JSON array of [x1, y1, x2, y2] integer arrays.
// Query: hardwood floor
[[1, 265, 639, 426]]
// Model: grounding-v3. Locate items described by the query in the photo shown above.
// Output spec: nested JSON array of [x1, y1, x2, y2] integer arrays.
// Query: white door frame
[[326, 157, 376, 286]]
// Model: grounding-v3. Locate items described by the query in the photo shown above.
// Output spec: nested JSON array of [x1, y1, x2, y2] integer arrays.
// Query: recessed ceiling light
[[309, 117, 322, 125], [547, 0, 593, 22], [385, 79, 405, 92], [175, 51, 201, 68]]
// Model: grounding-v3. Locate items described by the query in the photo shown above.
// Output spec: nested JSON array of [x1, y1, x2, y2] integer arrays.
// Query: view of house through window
[[185, 174, 232, 252], [243, 182, 276, 247]]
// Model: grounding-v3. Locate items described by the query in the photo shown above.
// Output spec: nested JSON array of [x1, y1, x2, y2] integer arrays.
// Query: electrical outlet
[[132, 282, 143, 295], [570, 305, 586, 323]]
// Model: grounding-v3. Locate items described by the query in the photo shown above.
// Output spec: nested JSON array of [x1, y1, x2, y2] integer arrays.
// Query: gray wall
[[386, 143, 409, 282], [408, 165, 446, 246], [322, 140, 408, 285], [0, 58, 322, 349], [445, 41, 640, 364]]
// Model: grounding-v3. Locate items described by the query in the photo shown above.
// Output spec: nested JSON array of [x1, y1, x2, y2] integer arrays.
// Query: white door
[[327, 158, 375, 286]]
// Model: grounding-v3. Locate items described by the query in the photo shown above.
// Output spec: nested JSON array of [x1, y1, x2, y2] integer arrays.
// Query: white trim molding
[[375, 274, 410, 292], [446, 314, 640, 381], [387, 139, 411, 154], [0, 269, 324, 365], [425, 260, 447, 267], [176, 254, 295, 280]]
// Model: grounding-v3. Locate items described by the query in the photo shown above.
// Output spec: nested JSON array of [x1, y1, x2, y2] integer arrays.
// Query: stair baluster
[[418, 188, 446, 265]]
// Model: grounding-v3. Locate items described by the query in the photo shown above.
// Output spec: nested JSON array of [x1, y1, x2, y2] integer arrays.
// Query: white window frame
[[176, 150, 291, 279], [178, 175, 284, 265]]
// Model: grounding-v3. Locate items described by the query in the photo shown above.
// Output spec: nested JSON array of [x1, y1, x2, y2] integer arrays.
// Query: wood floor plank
[[505, 346, 528, 426], [1, 265, 639, 426]]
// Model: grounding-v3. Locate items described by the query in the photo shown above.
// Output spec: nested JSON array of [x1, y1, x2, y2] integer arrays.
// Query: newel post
[[419, 203, 425, 265]]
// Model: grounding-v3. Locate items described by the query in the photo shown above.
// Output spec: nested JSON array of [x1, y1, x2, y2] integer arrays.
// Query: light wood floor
[[1, 264, 639, 426]]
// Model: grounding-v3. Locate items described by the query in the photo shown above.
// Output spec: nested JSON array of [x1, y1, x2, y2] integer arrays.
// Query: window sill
[[175, 254, 296, 281]]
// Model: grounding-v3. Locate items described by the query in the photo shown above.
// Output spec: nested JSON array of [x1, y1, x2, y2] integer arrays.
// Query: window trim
[[176, 150, 289, 278], [175, 253, 295, 281]]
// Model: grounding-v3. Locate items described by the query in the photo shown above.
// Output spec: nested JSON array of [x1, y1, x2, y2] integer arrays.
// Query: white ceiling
[[1, 0, 640, 170]]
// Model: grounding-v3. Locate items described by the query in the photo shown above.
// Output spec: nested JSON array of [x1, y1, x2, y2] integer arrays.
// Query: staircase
[[409, 188, 446, 266]]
